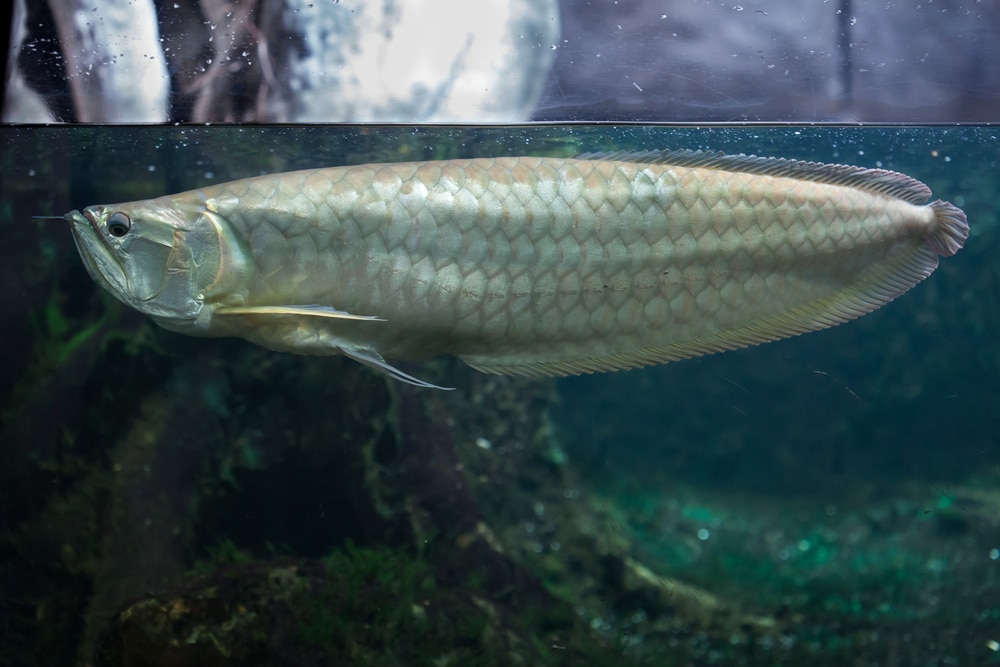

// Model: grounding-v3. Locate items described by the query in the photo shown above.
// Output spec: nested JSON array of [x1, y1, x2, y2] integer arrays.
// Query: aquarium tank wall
[[1, 2, 998, 667]]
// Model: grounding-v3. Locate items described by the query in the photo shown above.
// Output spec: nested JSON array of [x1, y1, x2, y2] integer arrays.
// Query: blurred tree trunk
[[45, 0, 169, 121]]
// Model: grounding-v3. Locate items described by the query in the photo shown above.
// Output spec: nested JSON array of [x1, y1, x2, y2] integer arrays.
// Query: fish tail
[[926, 200, 969, 257]]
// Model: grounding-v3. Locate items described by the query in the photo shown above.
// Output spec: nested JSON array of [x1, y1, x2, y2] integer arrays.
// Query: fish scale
[[65, 150, 968, 388]]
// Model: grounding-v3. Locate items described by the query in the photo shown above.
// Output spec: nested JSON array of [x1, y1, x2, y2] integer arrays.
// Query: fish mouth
[[65, 209, 133, 306]]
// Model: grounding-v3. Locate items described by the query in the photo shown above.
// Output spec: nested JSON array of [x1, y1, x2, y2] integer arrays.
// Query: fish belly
[[205, 154, 964, 376]]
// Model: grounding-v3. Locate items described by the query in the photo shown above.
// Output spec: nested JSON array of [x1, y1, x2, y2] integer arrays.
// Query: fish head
[[66, 198, 249, 333]]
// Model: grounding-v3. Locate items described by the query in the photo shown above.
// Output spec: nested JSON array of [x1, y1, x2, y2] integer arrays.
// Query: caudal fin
[[926, 200, 969, 257]]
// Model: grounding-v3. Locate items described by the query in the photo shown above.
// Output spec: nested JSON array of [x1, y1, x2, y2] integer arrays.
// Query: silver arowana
[[66, 150, 968, 389]]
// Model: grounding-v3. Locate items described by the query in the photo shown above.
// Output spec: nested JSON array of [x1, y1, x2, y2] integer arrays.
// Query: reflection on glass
[[6, 1, 1000, 122]]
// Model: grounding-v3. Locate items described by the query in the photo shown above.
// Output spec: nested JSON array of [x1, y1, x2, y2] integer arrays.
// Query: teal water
[[1, 125, 997, 666]]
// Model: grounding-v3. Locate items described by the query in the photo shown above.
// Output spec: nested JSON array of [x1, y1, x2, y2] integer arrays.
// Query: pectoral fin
[[215, 304, 385, 322], [343, 347, 454, 391]]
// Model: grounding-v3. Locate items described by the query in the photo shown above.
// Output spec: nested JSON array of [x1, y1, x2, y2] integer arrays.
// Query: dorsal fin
[[575, 149, 932, 205]]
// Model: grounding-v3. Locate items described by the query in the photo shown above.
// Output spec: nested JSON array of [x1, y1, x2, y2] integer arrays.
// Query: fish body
[[66, 150, 968, 387]]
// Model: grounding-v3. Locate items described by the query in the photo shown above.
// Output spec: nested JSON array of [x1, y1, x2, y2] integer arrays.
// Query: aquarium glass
[[0, 124, 997, 665]]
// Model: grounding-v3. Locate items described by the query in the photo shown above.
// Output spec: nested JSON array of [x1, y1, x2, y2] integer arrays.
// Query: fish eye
[[107, 212, 132, 238]]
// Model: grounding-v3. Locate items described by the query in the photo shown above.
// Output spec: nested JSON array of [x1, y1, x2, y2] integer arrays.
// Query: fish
[[65, 149, 968, 389]]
